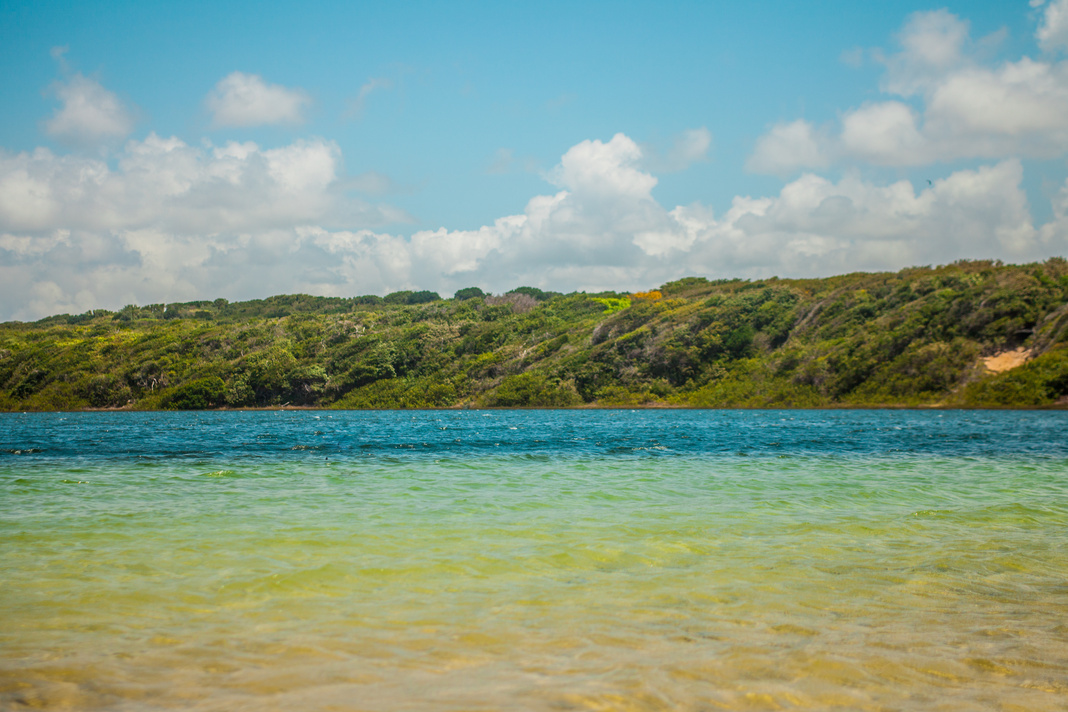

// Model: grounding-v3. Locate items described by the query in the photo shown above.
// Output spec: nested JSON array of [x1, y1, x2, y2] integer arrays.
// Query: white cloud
[[748, 7, 1068, 170], [205, 72, 310, 128], [923, 58, 1068, 156], [697, 161, 1043, 275], [642, 128, 712, 173], [548, 133, 657, 199], [380, 154, 1060, 292], [343, 171, 400, 195], [839, 102, 925, 165], [879, 9, 970, 96], [49, 45, 70, 72], [0, 133, 673, 317], [0, 135, 404, 237], [668, 128, 712, 166], [1037, 0, 1068, 52], [344, 77, 392, 119], [0, 133, 413, 319], [44, 73, 135, 147], [746, 120, 828, 175], [2, 131, 1066, 321]]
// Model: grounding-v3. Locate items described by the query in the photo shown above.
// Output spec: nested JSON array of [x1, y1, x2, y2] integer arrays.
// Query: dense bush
[[407, 290, 441, 304], [161, 377, 226, 410], [3, 260, 1068, 410], [485, 372, 579, 407], [454, 287, 486, 300], [508, 286, 558, 301]]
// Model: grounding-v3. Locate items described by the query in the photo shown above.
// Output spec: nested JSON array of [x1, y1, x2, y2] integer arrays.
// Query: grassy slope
[[2, 260, 1068, 411]]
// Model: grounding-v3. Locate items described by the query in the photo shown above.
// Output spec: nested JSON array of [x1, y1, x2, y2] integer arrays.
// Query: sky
[[2, 0, 1068, 320]]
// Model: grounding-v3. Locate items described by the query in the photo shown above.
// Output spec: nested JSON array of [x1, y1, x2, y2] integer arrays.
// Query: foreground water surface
[[1, 409, 1067, 711]]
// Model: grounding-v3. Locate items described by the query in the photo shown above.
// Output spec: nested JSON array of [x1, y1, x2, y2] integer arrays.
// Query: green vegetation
[[3, 259, 1068, 410], [453, 287, 486, 301]]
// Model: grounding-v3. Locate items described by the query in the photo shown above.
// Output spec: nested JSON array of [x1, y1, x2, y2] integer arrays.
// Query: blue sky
[[2, 0, 1067, 319]]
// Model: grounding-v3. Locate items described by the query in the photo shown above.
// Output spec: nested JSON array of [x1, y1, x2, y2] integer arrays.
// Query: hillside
[[3, 260, 1068, 411]]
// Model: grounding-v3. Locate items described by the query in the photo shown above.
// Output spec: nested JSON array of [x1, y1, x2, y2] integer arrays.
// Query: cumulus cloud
[[923, 58, 1068, 156], [206, 72, 311, 127], [748, 7, 1068, 170], [878, 9, 970, 96], [698, 160, 1044, 275], [301, 153, 1062, 297], [549, 133, 657, 199], [43, 73, 136, 147], [1037, 0, 1068, 52], [746, 120, 828, 175], [0, 135, 395, 235], [839, 102, 925, 165], [4, 130, 1067, 321]]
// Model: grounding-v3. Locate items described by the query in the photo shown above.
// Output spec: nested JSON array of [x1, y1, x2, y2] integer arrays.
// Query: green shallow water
[[1, 411, 1067, 710]]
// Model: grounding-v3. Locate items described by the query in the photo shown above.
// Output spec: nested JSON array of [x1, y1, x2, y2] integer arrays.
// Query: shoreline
[[4, 402, 1067, 414]]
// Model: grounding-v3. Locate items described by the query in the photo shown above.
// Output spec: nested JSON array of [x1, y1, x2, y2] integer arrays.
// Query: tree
[[454, 287, 486, 300], [162, 377, 226, 410], [407, 290, 441, 304]]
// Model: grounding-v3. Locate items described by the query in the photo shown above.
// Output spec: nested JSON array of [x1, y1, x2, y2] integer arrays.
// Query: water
[[1, 409, 1066, 711]]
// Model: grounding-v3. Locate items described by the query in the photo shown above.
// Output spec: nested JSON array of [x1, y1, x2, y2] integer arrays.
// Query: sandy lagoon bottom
[[1, 410, 1067, 710]]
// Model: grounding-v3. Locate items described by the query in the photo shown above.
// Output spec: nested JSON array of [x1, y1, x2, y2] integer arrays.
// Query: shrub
[[226, 377, 254, 407], [407, 290, 441, 304], [591, 297, 631, 314], [485, 293, 538, 313], [507, 286, 558, 301], [486, 372, 579, 407], [454, 287, 486, 300], [82, 374, 129, 407], [352, 295, 383, 305], [384, 291, 413, 305], [161, 376, 226, 410]]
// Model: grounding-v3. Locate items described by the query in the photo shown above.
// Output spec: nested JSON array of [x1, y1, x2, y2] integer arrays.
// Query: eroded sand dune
[[982, 347, 1033, 373]]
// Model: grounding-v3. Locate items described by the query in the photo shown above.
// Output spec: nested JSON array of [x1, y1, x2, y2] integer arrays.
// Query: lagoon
[[2, 409, 1067, 710]]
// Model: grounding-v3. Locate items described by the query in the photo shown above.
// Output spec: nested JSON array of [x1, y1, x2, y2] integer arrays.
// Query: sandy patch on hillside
[[982, 347, 1033, 373]]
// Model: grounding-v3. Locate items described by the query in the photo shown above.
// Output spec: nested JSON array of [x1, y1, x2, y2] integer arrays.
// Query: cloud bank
[[749, 5, 1068, 172], [2, 5, 1067, 321], [3, 129, 1066, 321]]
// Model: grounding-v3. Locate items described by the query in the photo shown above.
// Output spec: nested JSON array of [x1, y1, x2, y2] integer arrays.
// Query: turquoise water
[[2, 410, 1067, 710]]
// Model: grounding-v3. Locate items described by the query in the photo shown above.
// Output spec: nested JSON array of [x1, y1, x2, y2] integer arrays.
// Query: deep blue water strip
[[2, 409, 1067, 462]]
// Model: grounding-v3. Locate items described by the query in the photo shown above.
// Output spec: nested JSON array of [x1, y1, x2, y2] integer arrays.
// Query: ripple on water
[[1, 410, 1067, 711]]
